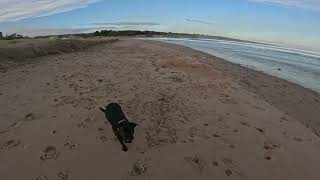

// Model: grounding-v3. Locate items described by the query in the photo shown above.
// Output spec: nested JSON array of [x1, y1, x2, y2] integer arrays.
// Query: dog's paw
[[122, 146, 128, 152]]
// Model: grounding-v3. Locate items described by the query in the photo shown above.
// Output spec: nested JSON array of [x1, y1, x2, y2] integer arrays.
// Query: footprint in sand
[[264, 155, 272, 161], [221, 157, 245, 177], [35, 175, 48, 180], [240, 121, 251, 127], [217, 115, 224, 122], [293, 137, 303, 142], [225, 169, 233, 176], [212, 134, 221, 138], [129, 160, 147, 176], [76, 118, 91, 128], [1, 139, 21, 151], [219, 94, 238, 104], [280, 116, 289, 122], [40, 146, 59, 161], [57, 171, 70, 180], [24, 113, 36, 121], [184, 156, 207, 171], [76, 122, 87, 128], [252, 105, 266, 111], [188, 126, 197, 139], [98, 135, 108, 142], [212, 161, 219, 167], [170, 75, 183, 83], [255, 127, 264, 134], [263, 141, 280, 151], [64, 141, 79, 150]]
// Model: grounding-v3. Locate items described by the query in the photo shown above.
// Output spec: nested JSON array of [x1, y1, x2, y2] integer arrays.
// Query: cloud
[[185, 18, 215, 25], [93, 22, 161, 26], [250, 0, 320, 11], [0, 0, 102, 22]]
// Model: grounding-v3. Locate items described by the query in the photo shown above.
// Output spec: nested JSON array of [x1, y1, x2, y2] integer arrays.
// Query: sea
[[144, 38, 320, 93]]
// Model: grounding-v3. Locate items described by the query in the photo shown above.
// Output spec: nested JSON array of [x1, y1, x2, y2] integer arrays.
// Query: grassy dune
[[0, 37, 118, 72]]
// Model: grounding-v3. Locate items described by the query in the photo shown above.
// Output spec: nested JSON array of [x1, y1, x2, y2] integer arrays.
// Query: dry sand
[[0, 39, 320, 180]]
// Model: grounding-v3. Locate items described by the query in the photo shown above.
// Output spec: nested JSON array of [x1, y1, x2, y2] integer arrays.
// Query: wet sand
[[1, 39, 320, 180]]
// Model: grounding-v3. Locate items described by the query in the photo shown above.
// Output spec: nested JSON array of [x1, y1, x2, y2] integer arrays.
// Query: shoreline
[[147, 38, 320, 94], [146, 39, 320, 135], [1, 38, 320, 180]]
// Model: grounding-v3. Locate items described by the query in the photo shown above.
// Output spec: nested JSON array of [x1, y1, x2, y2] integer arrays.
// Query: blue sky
[[0, 0, 319, 51]]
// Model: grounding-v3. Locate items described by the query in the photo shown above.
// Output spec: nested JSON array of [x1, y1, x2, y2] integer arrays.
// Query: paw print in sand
[[129, 161, 147, 176], [184, 156, 207, 171], [40, 146, 59, 161], [35, 175, 48, 180], [57, 171, 70, 180], [64, 141, 79, 150]]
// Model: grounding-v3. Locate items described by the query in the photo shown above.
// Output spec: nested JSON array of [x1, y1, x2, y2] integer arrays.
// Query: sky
[[0, 0, 319, 51]]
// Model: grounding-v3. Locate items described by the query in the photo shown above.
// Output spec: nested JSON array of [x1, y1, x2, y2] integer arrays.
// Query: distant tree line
[[92, 30, 197, 38]]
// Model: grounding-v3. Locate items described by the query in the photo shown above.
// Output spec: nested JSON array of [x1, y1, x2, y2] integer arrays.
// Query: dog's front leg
[[112, 127, 128, 152]]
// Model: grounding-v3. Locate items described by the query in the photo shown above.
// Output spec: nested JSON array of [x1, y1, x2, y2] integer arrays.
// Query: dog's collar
[[118, 119, 126, 125], [117, 119, 128, 127]]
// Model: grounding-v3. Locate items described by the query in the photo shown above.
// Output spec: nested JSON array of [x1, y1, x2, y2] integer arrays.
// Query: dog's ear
[[99, 107, 106, 112], [130, 122, 137, 128]]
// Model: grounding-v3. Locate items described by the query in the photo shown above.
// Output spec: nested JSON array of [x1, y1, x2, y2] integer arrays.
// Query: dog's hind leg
[[112, 127, 128, 152]]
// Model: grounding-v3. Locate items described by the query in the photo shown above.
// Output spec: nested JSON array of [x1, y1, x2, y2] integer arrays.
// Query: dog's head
[[118, 122, 137, 143]]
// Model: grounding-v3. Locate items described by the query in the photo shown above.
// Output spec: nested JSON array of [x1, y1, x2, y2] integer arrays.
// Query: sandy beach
[[1, 38, 320, 180]]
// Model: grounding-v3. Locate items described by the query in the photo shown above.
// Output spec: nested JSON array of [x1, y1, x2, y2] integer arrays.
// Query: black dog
[[99, 103, 137, 152]]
